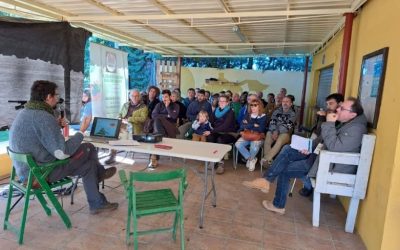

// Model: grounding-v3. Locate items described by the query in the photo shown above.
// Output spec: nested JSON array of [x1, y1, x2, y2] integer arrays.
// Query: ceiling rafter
[[147, 0, 231, 55], [1, 0, 176, 54], [83, 0, 197, 55], [282, 0, 291, 55], [146, 42, 321, 47], [215, 0, 255, 53], [65, 8, 352, 22]]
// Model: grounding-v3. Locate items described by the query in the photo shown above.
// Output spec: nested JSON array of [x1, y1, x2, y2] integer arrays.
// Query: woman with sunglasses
[[235, 99, 267, 171]]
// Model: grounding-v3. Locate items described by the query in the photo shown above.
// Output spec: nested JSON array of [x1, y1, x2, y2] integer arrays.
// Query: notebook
[[290, 134, 313, 152], [84, 117, 122, 143]]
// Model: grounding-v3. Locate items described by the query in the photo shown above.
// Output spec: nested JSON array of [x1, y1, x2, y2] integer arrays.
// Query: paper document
[[109, 139, 141, 146], [290, 135, 312, 152]]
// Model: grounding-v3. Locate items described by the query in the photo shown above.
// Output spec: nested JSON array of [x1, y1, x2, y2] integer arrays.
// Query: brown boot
[[242, 178, 270, 193]]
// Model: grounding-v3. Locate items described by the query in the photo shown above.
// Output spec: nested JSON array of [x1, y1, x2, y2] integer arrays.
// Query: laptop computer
[[84, 117, 122, 143]]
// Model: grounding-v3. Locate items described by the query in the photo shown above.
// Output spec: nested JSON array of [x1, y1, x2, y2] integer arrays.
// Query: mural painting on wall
[[202, 73, 268, 93]]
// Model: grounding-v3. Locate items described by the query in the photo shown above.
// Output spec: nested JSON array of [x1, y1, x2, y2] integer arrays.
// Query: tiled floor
[[0, 153, 366, 249]]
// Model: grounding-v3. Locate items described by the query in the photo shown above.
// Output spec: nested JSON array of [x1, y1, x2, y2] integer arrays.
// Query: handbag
[[241, 130, 265, 141]]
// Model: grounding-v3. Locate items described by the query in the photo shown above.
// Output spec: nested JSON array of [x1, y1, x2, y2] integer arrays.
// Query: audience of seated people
[[71, 84, 363, 220]]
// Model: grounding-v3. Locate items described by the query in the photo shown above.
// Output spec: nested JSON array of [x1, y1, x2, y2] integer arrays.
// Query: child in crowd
[[192, 110, 213, 142]]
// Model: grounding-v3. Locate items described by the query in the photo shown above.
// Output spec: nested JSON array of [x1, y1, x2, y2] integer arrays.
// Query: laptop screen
[[90, 117, 122, 139]]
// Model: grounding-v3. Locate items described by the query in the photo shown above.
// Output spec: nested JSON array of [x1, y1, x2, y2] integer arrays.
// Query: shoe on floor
[[262, 200, 285, 215], [298, 187, 313, 197], [104, 156, 116, 165], [248, 157, 257, 171], [224, 153, 229, 160], [99, 167, 117, 182], [216, 165, 225, 174], [242, 178, 270, 193], [246, 159, 251, 169], [260, 158, 273, 167], [148, 158, 158, 168], [90, 201, 119, 215]]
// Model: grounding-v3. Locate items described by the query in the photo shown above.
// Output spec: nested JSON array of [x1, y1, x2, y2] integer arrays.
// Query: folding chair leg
[[172, 211, 178, 241], [312, 191, 321, 228], [126, 203, 132, 245], [180, 210, 185, 250], [3, 183, 14, 230], [133, 213, 139, 250], [18, 178, 34, 244], [34, 190, 52, 216], [42, 187, 71, 228]]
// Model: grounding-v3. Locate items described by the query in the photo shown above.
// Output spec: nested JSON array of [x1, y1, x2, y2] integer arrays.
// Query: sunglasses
[[250, 104, 259, 107]]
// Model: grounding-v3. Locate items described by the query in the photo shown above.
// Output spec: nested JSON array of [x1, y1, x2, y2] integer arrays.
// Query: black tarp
[[0, 17, 91, 125]]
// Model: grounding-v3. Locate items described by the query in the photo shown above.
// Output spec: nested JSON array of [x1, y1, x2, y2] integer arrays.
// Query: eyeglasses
[[250, 104, 259, 107], [339, 107, 353, 112]]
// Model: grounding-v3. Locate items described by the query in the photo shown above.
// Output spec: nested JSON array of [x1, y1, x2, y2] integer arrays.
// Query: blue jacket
[[239, 113, 267, 133], [192, 120, 213, 135]]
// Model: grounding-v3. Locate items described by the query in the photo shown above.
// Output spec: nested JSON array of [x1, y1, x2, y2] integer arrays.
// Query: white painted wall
[[181, 67, 311, 106]]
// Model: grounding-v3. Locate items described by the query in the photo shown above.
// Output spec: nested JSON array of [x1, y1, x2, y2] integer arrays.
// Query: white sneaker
[[246, 159, 251, 169], [248, 158, 257, 171], [224, 152, 229, 160]]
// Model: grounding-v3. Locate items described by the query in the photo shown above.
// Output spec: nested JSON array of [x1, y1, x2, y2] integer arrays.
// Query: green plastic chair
[[4, 147, 72, 244], [119, 168, 188, 250]]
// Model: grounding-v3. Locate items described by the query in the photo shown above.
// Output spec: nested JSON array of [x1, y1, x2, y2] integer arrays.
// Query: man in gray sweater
[[9, 80, 118, 214]]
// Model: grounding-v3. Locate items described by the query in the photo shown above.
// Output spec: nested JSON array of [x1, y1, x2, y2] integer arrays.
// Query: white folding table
[[88, 137, 231, 228]]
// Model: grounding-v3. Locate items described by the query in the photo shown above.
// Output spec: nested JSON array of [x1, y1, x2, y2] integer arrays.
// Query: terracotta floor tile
[[295, 220, 332, 240], [230, 223, 264, 243], [233, 210, 264, 229], [186, 232, 226, 250], [263, 229, 299, 249], [224, 238, 263, 250], [296, 234, 335, 250], [264, 213, 296, 234], [192, 218, 233, 238]]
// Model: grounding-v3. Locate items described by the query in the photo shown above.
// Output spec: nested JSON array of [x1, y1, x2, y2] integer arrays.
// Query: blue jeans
[[235, 137, 263, 160], [263, 145, 315, 208]]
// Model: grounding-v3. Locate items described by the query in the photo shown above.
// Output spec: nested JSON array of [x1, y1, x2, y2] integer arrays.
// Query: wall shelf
[[156, 59, 181, 91]]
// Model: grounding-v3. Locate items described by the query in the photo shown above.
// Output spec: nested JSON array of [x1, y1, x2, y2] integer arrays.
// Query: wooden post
[[299, 56, 309, 128], [338, 13, 354, 95]]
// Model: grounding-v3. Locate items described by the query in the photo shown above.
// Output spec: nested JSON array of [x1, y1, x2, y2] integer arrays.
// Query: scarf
[[215, 106, 230, 119], [24, 101, 54, 115]]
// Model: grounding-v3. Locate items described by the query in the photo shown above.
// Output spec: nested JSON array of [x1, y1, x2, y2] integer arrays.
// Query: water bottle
[[127, 122, 133, 139]]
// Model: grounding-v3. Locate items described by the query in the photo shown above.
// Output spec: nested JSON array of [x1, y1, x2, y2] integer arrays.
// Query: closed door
[[316, 66, 333, 108]]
